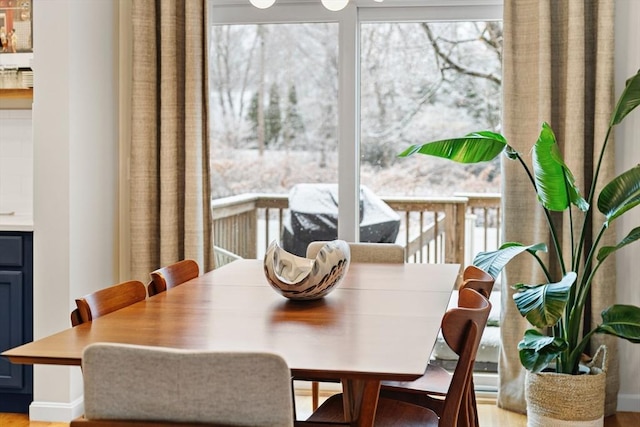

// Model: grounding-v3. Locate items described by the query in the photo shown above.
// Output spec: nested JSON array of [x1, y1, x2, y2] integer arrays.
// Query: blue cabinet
[[0, 232, 33, 413]]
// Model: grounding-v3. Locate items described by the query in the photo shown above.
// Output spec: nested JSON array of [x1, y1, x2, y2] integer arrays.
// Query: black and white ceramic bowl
[[263, 239, 351, 301]]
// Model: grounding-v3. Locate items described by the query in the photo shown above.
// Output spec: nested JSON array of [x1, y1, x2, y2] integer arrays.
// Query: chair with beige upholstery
[[147, 259, 200, 297], [306, 288, 491, 427], [71, 280, 147, 327], [303, 240, 405, 410], [71, 343, 295, 427], [306, 241, 405, 263]]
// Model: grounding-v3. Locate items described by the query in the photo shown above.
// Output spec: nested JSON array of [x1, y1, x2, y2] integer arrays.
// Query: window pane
[[360, 21, 502, 197], [360, 21, 503, 264], [359, 21, 503, 378], [209, 23, 339, 257]]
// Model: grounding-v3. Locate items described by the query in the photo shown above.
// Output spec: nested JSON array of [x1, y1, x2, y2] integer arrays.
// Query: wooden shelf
[[0, 88, 33, 99]]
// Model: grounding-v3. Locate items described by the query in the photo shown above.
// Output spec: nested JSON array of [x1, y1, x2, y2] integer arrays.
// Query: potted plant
[[398, 69, 640, 426]]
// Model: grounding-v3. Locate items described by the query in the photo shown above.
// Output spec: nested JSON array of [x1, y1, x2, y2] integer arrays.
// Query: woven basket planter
[[525, 346, 607, 427]]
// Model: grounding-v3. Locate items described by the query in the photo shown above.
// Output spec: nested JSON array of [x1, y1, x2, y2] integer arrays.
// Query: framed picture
[[0, 0, 32, 54]]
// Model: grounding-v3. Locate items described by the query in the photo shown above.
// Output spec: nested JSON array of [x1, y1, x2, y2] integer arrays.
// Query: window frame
[[208, 0, 503, 241]]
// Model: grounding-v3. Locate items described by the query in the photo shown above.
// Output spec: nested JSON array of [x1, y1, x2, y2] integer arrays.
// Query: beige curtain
[[129, 0, 213, 282], [500, 0, 618, 415]]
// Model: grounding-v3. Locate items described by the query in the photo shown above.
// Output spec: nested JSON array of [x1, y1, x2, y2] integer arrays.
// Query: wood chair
[[147, 259, 199, 297], [71, 280, 147, 326], [459, 264, 494, 298], [379, 283, 492, 427], [453, 265, 495, 427], [303, 240, 405, 411], [306, 288, 491, 426], [71, 343, 295, 427]]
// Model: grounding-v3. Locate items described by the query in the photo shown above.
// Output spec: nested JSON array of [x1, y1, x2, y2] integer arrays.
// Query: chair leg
[[469, 379, 479, 427], [312, 381, 320, 411], [458, 378, 478, 427]]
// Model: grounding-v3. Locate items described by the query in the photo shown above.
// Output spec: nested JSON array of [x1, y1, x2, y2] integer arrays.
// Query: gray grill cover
[[281, 184, 400, 257]]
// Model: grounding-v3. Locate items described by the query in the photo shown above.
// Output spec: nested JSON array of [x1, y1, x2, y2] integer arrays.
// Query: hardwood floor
[[2, 403, 638, 426]]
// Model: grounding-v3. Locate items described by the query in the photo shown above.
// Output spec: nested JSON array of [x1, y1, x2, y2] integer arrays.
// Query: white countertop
[[0, 214, 34, 232]]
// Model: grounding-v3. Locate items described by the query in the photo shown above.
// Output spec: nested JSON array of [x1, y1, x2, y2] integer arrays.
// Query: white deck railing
[[212, 192, 501, 269]]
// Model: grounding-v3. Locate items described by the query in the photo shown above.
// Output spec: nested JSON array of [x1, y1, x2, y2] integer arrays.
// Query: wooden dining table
[[2, 259, 459, 427]]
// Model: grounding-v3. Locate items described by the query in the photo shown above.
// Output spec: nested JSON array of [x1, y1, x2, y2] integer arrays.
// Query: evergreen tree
[[283, 84, 305, 147], [247, 91, 260, 140], [265, 83, 282, 146]]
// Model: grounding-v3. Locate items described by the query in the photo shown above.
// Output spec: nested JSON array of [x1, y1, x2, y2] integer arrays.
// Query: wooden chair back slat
[[148, 259, 199, 297], [73, 280, 147, 325], [459, 265, 495, 299]]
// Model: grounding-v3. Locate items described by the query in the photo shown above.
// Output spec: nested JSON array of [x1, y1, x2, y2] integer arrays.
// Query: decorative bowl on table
[[263, 239, 351, 301]]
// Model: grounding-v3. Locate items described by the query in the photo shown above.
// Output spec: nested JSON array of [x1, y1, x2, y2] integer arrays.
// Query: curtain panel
[[500, 0, 618, 415], [130, 0, 213, 282]]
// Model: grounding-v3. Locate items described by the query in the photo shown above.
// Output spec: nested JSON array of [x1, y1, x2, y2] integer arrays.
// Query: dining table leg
[[341, 379, 381, 427]]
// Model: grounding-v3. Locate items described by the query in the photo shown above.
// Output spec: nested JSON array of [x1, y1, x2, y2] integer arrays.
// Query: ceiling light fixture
[[249, 0, 276, 9], [249, 0, 383, 12], [320, 0, 350, 11]]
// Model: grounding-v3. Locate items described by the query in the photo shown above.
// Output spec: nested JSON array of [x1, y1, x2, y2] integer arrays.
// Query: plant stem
[[576, 226, 607, 313], [531, 252, 553, 282], [567, 225, 607, 363], [565, 126, 613, 374], [569, 329, 598, 373], [573, 126, 613, 306], [588, 127, 613, 206]]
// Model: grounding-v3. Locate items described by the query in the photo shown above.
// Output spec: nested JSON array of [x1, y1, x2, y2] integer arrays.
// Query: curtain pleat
[[130, 0, 213, 282], [500, 0, 618, 415]]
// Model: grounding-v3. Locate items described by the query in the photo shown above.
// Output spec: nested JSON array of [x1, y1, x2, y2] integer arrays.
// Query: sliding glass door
[[208, 1, 502, 256]]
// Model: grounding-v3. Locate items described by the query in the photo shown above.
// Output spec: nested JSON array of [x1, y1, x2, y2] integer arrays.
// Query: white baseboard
[[617, 394, 640, 412], [29, 396, 84, 422]]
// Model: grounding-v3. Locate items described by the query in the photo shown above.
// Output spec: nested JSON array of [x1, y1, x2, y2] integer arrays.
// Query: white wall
[[30, 0, 118, 421], [615, 0, 640, 413], [0, 109, 32, 214]]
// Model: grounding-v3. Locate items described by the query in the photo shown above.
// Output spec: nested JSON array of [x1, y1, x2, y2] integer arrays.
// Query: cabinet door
[[0, 270, 24, 388]]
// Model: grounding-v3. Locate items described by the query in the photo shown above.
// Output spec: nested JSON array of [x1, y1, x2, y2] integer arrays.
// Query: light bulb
[[321, 0, 349, 12], [250, 0, 276, 9]]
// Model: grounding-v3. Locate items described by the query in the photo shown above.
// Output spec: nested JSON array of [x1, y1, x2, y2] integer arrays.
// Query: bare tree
[[420, 22, 501, 85]]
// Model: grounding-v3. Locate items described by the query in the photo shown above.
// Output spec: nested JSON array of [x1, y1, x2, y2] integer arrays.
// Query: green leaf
[[597, 227, 640, 262], [472, 242, 547, 279], [596, 305, 640, 343], [611, 69, 640, 125], [532, 123, 589, 212], [397, 131, 506, 163], [512, 272, 576, 328], [597, 165, 640, 226], [518, 329, 568, 373]]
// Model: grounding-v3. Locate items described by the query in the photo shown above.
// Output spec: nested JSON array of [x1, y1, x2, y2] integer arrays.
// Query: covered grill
[[281, 184, 401, 257]]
